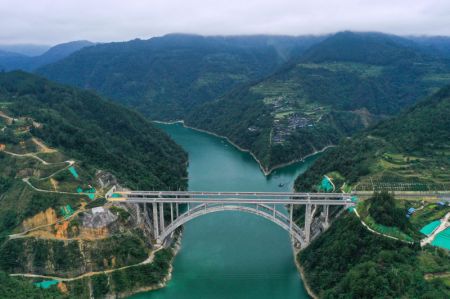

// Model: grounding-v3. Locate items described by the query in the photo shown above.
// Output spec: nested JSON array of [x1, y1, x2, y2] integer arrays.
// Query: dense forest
[[295, 84, 450, 191], [185, 32, 450, 171], [38, 34, 323, 120], [299, 213, 449, 298], [0, 271, 62, 299], [0, 71, 188, 190]]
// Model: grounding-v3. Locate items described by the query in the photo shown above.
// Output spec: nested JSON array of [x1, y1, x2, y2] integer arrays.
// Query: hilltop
[[37, 34, 324, 120], [0, 41, 94, 71]]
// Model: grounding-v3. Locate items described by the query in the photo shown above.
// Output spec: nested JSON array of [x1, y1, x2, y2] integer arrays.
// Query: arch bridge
[[106, 189, 354, 248]]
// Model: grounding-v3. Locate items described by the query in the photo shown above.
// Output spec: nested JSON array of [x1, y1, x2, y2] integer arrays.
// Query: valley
[[0, 28, 449, 299]]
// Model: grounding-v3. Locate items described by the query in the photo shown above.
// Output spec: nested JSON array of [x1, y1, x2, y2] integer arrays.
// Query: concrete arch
[[158, 203, 306, 247]]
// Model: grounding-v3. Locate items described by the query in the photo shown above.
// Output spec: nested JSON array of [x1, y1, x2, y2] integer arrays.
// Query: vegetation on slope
[[37, 34, 323, 120], [0, 71, 187, 190], [295, 85, 450, 297], [299, 213, 449, 298], [185, 32, 450, 171], [0, 71, 188, 297], [295, 84, 450, 191], [0, 271, 62, 299]]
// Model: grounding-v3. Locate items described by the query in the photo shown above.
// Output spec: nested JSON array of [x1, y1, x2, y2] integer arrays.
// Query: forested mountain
[[0, 40, 94, 71], [0, 44, 50, 56], [295, 83, 450, 192], [0, 71, 187, 297], [0, 71, 187, 190], [409, 36, 450, 59], [0, 49, 25, 59], [185, 31, 450, 172], [37, 34, 325, 120], [299, 213, 449, 298]]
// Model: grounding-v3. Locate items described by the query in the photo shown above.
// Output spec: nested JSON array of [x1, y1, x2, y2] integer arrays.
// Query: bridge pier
[[135, 204, 141, 224], [304, 203, 312, 244], [159, 203, 165, 232], [324, 205, 330, 228], [152, 203, 160, 243], [289, 204, 293, 234]]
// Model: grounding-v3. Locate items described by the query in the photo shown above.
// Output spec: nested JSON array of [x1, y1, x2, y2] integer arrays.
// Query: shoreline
[[120, 231, 183, 298], [157, 119, 322, 297], [291, 242, 318, 299], [154, 120, 334, 176]]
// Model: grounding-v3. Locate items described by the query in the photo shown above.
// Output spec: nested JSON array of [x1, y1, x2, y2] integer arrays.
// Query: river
[[130, 123, 317, 299]]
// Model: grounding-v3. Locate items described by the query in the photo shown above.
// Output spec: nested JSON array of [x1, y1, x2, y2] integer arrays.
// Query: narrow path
[[3, 150, 73, 167], [4, 150, 52, 165], [4, 147, 78, 193], [424, 271, 450, 280], [353, 208, 413, 244], [0, 110, 16, 123], [10, 247, 163, 282], [22, 178, 82, 195], [32, 137, 56, 153]]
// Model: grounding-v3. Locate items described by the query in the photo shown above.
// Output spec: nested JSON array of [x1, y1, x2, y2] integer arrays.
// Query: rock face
[[96, 170, 118, 189], [81, 207, 118, 229]]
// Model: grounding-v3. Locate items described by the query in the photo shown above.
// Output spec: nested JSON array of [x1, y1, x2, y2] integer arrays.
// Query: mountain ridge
[[184, 31, 450, 171]]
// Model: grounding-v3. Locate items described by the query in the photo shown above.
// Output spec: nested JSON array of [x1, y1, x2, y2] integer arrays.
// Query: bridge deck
[[108, 191, 353, 205]]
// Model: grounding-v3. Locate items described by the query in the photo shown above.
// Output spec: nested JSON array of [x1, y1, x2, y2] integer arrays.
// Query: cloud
[[0, 0, 449, 45]]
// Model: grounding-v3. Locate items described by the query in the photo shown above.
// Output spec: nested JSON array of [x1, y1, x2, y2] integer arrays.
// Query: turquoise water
[[131, 123, 317, 299]]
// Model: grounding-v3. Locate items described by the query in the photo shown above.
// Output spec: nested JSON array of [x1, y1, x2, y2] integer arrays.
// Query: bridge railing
[[107, 190, 352, 205]]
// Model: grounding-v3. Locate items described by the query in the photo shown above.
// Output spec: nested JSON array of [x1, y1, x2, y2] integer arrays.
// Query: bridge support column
[[176, 203, 179, 218], [170, 203, 174, 223], [324, 205, 329, 228], [159, 203, 165, 233], [135, 204, 141, 224], [305, 204, 312, 244], [152, 203, 159, 242], [289, 204, 293, 233]]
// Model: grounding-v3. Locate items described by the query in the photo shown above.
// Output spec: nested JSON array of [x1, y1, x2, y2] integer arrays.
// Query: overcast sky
[[1, 0, 450, 45]]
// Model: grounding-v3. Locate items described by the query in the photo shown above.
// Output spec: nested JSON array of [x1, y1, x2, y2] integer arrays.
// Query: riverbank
[[123, 231, 183, 298], [147, 122, 316, 298], [154, 120, 332, 176], [294, 255, 318, 299]]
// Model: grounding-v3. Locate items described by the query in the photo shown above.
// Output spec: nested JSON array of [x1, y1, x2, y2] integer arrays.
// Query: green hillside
[[0, 71, 187, 190], [295, 84, 450, 192], [0, 71, 187, 297], [299, 213, 449, 298], [38, 34, 322, 120], [186, 32, 450, 172]]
